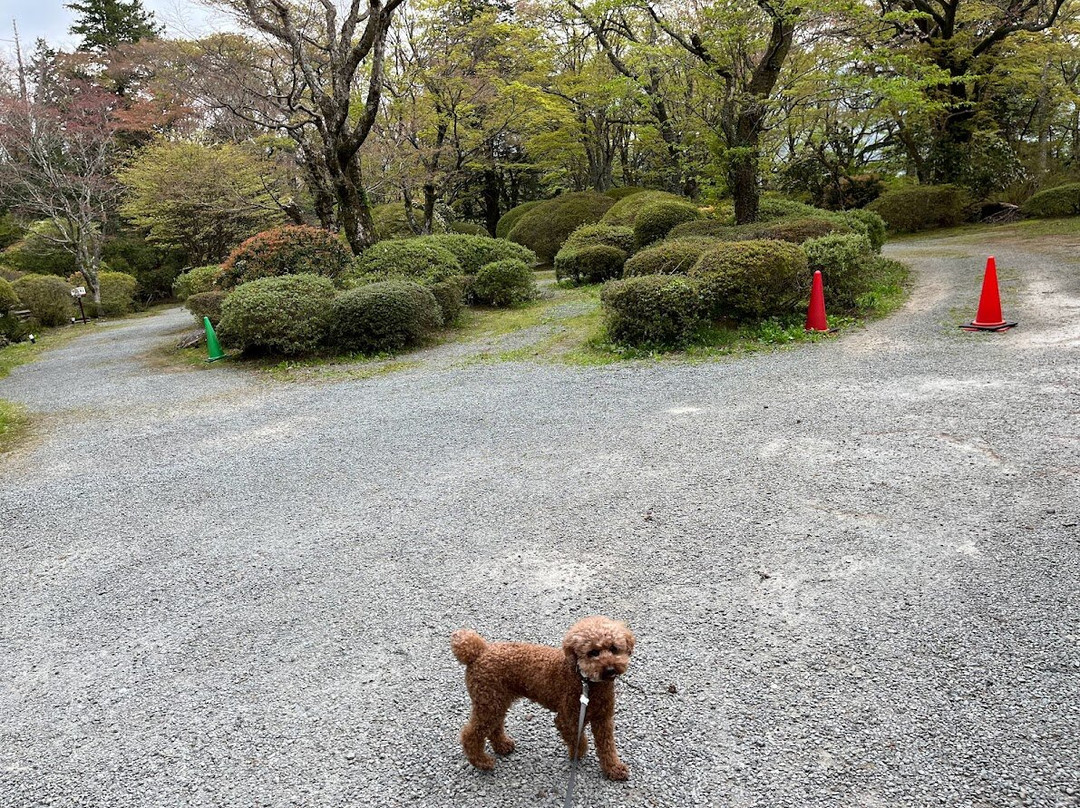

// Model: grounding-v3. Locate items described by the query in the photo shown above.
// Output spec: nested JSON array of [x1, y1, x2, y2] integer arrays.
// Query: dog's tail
[[451, 629, 487, 665]]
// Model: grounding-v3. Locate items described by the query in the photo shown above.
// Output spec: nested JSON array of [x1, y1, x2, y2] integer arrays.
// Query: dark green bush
[[601, 190, 687, 227], [842, 209, 887, 252], [562, 223, 636, 254], [633, 201, 704, 248], [605, 186, 650, 200], [13, 275, 72, 326], [450, 222, 491, 237], [756, 198, 823, 222], [93, 271, 138, 316], [4, 221, 77, 276], [554, 245, 627, 284], [472, 259, 538, 306], [0, 212, 25, 250], [102, 234, 186, 303], [822, 174, 884, 210], [623, 238, 718, 277], [218, 273, 336, 355], [353, 239, 463, 282], [802, 233, 874, 309], [328, 280, 442, 354], [495, 201, 544, 239], [429, 276, 467, 324], [602, 275, 705, 348], [424, 234, 536, 274], [218, 226, 353, 289], [172, 265, 222, 301], [1021, 183, 1080, 218], [0, 277, 18, 314], [867, 185, 971, 232], [690, 239, 810, 321], [0, 313, 32, 343], [507, 192, 615, 262], [186, 291, 226, 327]]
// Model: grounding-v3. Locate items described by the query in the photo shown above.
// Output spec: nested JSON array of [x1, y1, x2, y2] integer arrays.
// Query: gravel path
[[1, 231, 1077, 808]]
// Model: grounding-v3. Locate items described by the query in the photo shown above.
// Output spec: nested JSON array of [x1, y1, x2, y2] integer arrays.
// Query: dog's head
[[562, 616, 635, 683]]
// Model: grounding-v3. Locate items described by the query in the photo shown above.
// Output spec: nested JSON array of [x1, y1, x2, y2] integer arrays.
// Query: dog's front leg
[[590, 714, 629, 780], [555, 712, 588, 760]]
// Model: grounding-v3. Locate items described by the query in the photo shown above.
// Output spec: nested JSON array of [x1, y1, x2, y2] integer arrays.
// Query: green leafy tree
[[66, 0, 163, 53]]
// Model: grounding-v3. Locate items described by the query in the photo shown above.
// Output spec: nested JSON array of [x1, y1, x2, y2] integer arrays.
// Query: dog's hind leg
[[490, 700, 516, 756], [555, 712, 588, 760], [461, 707, 496, 771]]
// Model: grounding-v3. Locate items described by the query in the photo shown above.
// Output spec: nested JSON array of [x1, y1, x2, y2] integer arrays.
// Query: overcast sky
[[1, 0, 227, 52]]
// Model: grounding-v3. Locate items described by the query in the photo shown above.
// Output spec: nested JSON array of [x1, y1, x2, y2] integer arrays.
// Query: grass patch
[[888, 214, 1080, 244], [0, 399, 28, 452]]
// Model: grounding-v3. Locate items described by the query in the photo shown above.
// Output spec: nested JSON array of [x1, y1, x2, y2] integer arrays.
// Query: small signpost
[[70, 286, 88, 324]]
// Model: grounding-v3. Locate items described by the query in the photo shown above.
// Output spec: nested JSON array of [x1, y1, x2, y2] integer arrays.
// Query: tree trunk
[[729, 146, 760, 225], [335, 152, 376, 252], [482, 170, 500, 237], [422, 183, 437, 235]]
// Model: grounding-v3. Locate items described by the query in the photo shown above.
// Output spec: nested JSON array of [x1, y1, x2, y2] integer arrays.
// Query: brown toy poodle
[[450, 615, 635, 780]]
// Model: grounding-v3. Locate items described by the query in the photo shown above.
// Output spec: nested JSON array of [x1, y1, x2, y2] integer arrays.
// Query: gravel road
[[1, 230, 1077, 808]]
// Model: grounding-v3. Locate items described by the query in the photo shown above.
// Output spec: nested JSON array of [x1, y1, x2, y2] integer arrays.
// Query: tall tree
[[66, 0, 163, 53]]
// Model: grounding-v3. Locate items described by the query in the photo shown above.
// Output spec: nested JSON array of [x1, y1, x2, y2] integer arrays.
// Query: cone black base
[[959, 321, 1017, 332]]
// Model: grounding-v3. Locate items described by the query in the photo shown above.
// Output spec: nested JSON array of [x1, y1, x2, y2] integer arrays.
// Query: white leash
[[562, 680, 590, 808]]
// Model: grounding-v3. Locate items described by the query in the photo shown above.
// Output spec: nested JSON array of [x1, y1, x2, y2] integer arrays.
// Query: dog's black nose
[[603, 667, 617, 679]]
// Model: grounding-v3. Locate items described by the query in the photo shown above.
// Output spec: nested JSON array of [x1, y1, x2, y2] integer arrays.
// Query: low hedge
[[328, 279, 442, 354], [218, 273, 336, 355], [668, 216, 848, 244], [495, 200, 544, 239], [802, 233, 874, 309], [218, 226, 353, 289], [353, 239, 463, 283], [601, 190, 688, 227], [173, 265, 221, 301], [689, 239, 810, 321], [554, 244, 627, 284], [507, 192, 615, 262], [1021, 183, 1080, 218], [562, 223, 635, 254], [622, 238, 718, 277], [429, 276, 467, 324], [186, 290, 226, 327], [472, 259, 538, 306], [13, 274, 72, 326], [867, 185, 971, 232], [0, 277, 19, 315], [633, 201, 703, 248], [602, 274, 704, 348], [842, 209, 887, 252], [424, 234, 536, 274]]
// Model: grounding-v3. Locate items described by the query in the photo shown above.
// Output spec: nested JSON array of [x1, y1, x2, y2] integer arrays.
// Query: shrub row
[[866, 185, 970, 232], [1021, 183, 1080, 218]]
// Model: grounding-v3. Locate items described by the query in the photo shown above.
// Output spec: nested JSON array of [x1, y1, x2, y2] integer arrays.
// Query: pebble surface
[[1, 233, 1078, 807]]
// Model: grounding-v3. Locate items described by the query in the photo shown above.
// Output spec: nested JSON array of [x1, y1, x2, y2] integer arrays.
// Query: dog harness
[[562, 679, 590, 808]]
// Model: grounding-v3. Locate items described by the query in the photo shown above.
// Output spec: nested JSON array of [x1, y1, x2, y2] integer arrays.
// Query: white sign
[[71, 287, 86, 298]]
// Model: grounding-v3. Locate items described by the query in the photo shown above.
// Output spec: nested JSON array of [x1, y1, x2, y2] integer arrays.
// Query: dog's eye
[[610, 645, 620, 654], [587, 649, 600, 658]]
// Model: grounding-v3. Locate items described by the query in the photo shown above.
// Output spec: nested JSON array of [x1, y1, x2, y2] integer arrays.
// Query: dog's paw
[[469, 754, 496, 771], [603, 761, 630, 781], [491, 736, 516, 755]]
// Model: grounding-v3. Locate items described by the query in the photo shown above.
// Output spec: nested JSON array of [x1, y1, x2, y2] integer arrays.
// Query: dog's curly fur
[[450, 616, 635, 780]]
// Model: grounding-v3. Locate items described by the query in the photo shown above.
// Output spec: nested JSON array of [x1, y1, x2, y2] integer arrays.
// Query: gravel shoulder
[[1, 230, 1078, 807]]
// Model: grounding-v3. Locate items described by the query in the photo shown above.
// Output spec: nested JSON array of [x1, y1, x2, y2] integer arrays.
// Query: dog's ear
[[622, 626, 636, 656], [562, 631, 581, 663]]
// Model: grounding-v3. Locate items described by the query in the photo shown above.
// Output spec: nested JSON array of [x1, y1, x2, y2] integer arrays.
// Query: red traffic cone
[[805, 270, 829, 332], [961, 256, 1017, 332]]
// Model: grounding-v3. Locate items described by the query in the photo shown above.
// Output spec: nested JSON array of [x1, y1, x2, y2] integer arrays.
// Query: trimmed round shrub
[[0, 277, 19, 315], [633, 201, 704, 248], [842, 209, 887, 253], [507, 192, 615, 262], [623, 238, 718, 277], [1021, 183, 1080, 218], [867, 185, 971, 232], [95, 271, 138, 316], [218, 274, 336, 355], [424, 234, 536, 274], [689, 240, 810, 321], [601, 190, 687, 227], [172, 265, 221, 301], [186, 290, 226, 327], [668, 219, 741, 240], [554, 245, 627, 284], [605, 186, 649, 200], [562, 223, 635, 254], [602, 275, 705, 348], [353, 239, 463, 283], [328, 280, 442, 354], [218, 226, 353, 289], [429, 276, 467, 324], [472, 259, 538, 306], [450, 222, 491, 237], [802, 233, 874, 309], [13, 274, 72, 326], [495, 200, 544, 239]]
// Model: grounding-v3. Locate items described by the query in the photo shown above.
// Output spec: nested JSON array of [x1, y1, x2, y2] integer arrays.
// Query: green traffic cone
[[204, 317, 225, 363]]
